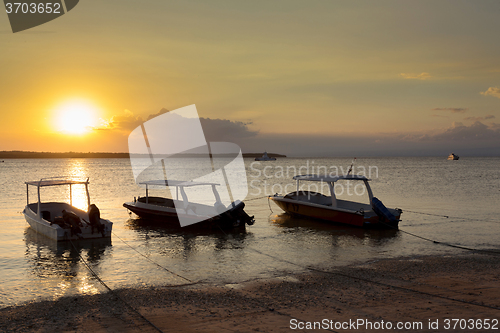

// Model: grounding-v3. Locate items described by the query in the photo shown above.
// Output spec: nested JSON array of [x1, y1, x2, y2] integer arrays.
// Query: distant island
[[241, 152, 286, 158], [0, 151, 286, 159]]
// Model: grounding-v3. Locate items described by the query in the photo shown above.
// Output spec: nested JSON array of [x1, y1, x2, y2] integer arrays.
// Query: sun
[[55, 101, 98, 135]]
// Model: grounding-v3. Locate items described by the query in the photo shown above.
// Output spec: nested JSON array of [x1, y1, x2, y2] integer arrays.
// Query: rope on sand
[[69, 240, 165, 333]]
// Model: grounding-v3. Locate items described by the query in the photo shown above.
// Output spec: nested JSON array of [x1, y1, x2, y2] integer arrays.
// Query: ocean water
[[0, 157, 499, 308]]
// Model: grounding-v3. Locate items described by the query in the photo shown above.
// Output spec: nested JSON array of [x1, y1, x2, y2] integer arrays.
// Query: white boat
[[123, 180, 254, 229], [254, 152, 276, 161], [270, 174, 402, 228], [447, 153, 459, 160], [23, 177, 113, 241]]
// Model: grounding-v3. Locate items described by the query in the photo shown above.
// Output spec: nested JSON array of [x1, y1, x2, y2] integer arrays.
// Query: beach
[[2, 252, 499, 332]]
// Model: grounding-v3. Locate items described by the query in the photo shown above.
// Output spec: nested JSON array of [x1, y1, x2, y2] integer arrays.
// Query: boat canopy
[[289, 174, 374, 208], [139, 179, 224, 207], [139, 180, 220, 187], [292, 174, 370, 182], [25, 177, 91, 217], [25, 177, 89, 187]]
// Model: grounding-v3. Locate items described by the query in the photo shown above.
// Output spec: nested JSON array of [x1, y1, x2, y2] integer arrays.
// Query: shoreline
[[0, 151, 287, 159], [1, 252, 499, 332]]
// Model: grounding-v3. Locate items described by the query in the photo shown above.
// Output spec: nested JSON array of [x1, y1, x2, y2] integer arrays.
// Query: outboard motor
[[88, 204, 105, 236], [371, 197, 398, 227], [227, 201, 255, 226]]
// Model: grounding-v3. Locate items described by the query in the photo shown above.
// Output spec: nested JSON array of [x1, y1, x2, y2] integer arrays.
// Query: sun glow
[[55, 101, 98, 135]]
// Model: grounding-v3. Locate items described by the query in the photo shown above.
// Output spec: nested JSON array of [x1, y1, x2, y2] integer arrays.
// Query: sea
[[1, 157, 499, 309]]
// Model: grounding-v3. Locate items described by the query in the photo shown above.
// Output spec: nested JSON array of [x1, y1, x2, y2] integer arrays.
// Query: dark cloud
[[93, 110, 144, 132], [432, 107, 468, 113], [200, 118, 258, 142], [146, 108, 169, 121], [464, 115, 495, 121], [97, 108, 258, 143], [239, 121, 500, 157], [93, 108, 499, 156], [412, 121, 500, 142], [145, 108, 258, 141]]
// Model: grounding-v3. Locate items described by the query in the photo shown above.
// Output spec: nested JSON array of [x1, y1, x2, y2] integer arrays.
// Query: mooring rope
[[112, 231, 194, 283], [404, 209, 500, 224], [69, 240, 165, 333], [374, 216, 500, 255]]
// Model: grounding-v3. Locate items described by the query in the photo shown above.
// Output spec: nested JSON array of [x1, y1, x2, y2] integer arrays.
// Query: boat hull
[[123, 199, 253, 230], [270, 197, 400, 229]]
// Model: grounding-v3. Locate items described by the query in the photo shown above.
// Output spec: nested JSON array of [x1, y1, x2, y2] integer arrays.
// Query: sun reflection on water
[[65, 160, 90, 211]]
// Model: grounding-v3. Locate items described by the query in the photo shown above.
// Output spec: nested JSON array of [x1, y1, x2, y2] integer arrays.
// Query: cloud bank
[[92, 109, 500, 156], [464, 115, 495, 121], [432, 107, 468, 113], [95, 108, 258, 142]]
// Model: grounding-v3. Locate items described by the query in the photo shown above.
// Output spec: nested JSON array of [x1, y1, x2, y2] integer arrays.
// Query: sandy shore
[[1, 252, 499, 332]]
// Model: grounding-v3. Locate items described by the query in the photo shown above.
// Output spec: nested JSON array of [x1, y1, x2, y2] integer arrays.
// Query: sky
[[1, 0, 500, 156]]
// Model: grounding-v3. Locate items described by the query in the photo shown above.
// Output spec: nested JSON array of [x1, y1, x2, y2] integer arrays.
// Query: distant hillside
[[0, 151, 286, 159]]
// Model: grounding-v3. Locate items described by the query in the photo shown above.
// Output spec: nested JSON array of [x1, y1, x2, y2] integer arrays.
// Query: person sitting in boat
[[62, 209, 83, 237], [88, 204, 105, 236]]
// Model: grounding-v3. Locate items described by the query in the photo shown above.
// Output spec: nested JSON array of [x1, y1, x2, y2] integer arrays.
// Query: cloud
[[238, 121, 500, 156], [399, 72, 431, 80], [146, 108, 169, 121], [144, 108, 258, 141], [490, 123, 500, 130], [97, 107, 258, 143], [464, 115, 495, 121], [200, 118, 258, 141], [93, 109, 144, 132], [418, 121, 500, 142], [432, 107, 468, 113], [480, 87, 500, 99]]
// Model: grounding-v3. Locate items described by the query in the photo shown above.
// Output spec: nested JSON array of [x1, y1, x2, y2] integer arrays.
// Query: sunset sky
[[1, 0, 499, 156]]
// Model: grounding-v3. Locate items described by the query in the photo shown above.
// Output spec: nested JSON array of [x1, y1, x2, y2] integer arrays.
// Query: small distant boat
[[255, 152, 276, 161], [23, 177, 113, 241], [447, 153, 459, 160], [124, 180, 254, 229], [270, 174, 402, 228]]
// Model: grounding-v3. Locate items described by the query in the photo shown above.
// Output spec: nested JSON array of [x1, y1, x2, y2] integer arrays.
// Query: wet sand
[[1, 252, 499, 332]]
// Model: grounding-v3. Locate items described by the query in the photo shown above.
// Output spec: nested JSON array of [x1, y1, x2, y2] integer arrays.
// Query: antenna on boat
[[347, 157, 356, 176]]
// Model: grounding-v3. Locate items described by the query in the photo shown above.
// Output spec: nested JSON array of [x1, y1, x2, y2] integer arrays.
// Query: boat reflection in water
[[126, 217, 251, 255], [24, 227, 112, 296], [270, 213, 399, 245]]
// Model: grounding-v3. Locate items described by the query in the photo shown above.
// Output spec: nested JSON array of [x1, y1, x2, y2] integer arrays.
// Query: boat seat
[[41, 211, 51, 222]]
